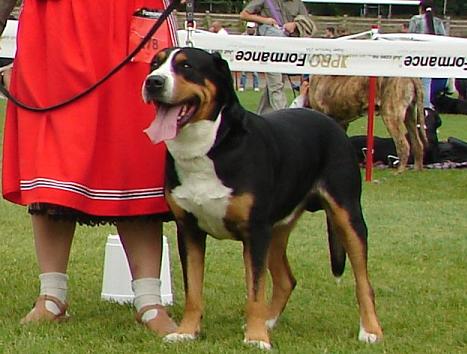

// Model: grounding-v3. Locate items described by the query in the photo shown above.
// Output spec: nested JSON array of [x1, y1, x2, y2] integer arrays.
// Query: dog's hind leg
[[321, 191, 383, 343], [405, 105, 424, 171], [165, 223, 207, 343], [243, 232, 272, 350], [266, 223, 298, 330], [381, 111, 410, 172]]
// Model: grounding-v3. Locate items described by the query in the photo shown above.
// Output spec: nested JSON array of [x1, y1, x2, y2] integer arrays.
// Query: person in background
[[240, 0, 308, 114], [0, 0, 177, 336], [239, 22, 260, 92], [409, 0, 446, 110], [324, 26, 335, 38], [400, 22, 409, 33], [289, 78, 309, 108], [455, 78, 467, 100], [209, 20, 229, 35], [336, 26, 349, 37]]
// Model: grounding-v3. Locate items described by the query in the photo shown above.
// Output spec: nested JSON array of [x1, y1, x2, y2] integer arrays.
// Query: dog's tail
[[415, 78, 429, 147], [327, 218, 346, 278]]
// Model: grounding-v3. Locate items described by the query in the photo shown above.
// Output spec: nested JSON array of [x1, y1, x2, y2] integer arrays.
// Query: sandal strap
[[135, 304, 165, 323], [38, 295, 69, 315], [20, 295, 69, 324], [136, 304, 177, 336]]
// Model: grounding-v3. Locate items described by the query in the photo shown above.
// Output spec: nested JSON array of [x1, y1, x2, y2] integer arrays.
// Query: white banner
[[2, 20, 466, 78], [178, 30, 467, 78], [0, 20, 18, 59]]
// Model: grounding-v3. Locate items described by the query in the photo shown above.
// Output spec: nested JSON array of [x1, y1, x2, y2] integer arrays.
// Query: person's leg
[[422, 77, 433, 109], [253, 72, 259, 91], [256, 27, 288, 113], [117, 218, 176, 336], [257, 73, 288, 114], [239, 72, 246, 91], [21, 214, 76, 323], [265, 72, 288, 111]]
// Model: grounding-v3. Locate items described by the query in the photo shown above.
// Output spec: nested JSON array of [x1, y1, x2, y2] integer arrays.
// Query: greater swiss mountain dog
[[142, 47, 383, 349]]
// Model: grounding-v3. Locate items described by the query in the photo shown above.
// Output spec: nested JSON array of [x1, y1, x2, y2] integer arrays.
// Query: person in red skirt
[[0, 0, 178, 336]]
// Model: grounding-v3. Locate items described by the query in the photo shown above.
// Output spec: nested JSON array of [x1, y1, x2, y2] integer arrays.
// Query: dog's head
[[142, 47, 237, 144]]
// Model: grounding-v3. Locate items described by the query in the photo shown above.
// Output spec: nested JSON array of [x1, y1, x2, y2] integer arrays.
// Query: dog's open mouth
[[144, 100, 198, 144]]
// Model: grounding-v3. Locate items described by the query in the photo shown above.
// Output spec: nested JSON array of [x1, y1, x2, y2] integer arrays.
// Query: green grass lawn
[[0, 94, 466, 353]]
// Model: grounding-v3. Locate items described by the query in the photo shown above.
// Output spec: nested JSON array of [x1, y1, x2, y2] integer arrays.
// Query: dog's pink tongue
[[144, 105, 179, 144]]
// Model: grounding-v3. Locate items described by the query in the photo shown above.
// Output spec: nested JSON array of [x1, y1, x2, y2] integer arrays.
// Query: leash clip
[[184, 0, 195, 47], [184, 20, 196, 47]]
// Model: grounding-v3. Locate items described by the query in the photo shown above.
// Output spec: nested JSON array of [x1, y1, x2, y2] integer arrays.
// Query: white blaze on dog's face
[[142, 48, 221, 145], [142, 49, 177, 104]]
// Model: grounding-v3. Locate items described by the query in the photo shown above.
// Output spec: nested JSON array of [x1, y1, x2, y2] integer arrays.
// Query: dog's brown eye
[[182, 62, 192, 69]]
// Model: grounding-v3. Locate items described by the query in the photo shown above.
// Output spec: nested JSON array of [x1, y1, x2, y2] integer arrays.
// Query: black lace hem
[[28, 203, 173, 226]]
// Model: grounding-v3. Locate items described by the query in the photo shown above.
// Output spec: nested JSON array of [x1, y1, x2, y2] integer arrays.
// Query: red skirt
[[2, 0, 178, 217]]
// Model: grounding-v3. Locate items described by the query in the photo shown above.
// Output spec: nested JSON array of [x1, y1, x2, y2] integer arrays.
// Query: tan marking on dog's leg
[[164, 191, 205, 341], [266, 222, 298, 329], [169, 232, 206, 341], [165, 189, 186, 220], [243, 244, 271, 349], [321, 192, 383, 342]]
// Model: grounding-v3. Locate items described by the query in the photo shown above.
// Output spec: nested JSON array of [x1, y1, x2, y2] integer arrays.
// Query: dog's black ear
[[212, 52, 237, 101], [212, 53, 229, 74], [212, 53, 234, 87]]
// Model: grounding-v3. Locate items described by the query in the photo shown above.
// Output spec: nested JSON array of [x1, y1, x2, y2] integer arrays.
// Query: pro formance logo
[[230, 49, 467, 74], [235, 50, 307, 67], [404, 55, 467, 70], [235, 50, 349, 69]]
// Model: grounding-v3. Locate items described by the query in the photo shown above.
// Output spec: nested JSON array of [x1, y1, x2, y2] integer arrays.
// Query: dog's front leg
[[165, 222, 206, 342], [242, 235, 271, 350]]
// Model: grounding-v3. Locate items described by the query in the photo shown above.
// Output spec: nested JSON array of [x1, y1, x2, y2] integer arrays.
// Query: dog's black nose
[[145, 75, 166, 93]]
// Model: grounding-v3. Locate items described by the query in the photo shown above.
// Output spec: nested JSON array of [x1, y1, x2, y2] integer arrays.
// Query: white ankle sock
[[39, 272, 68, 315], [132, 278, 161, 322]]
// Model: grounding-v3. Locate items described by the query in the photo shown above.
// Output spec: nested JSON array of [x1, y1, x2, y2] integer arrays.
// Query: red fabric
[[129, 13, 172, 64], [2, 0, 176, 216]]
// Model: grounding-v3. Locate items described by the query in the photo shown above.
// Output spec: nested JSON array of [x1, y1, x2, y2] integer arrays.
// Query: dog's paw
[[243, 339, 272, 350], [164, 332, 197, 343], [358, 326, 381, 344]]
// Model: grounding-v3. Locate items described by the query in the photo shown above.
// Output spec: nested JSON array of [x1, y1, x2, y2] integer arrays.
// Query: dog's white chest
[[166, 118, 234, 240]]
